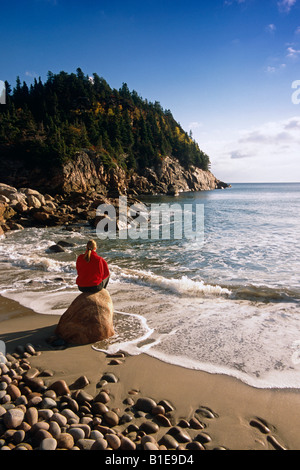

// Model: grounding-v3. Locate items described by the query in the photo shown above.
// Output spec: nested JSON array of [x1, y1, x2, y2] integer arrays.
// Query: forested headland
[[0, 68, 210, 174]]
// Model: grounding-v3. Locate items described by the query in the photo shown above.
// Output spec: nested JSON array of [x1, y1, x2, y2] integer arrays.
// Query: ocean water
[[0, 183, 300, 389]]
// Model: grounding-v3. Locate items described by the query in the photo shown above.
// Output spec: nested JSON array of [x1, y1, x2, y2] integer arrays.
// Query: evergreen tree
[[0, 69, 210, 174]]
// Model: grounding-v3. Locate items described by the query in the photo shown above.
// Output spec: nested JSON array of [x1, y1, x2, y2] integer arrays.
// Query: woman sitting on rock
[[76, 239, 110, 293]]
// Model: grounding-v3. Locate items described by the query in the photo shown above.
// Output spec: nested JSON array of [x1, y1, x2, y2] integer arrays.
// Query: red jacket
[[76, 250, 110, 287]]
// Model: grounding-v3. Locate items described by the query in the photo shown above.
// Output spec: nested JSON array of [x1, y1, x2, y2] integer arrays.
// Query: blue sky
[[1, 0, 300, 182]]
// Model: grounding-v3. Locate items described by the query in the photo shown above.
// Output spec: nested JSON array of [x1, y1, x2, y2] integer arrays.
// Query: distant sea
[[1, 183, 300, 389]]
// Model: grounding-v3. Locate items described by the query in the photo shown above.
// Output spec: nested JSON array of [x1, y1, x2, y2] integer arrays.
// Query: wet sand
[[1, 295, 300, 450]]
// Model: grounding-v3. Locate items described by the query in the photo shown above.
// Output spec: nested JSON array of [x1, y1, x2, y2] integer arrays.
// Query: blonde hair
[[84, 239, 97, 262]]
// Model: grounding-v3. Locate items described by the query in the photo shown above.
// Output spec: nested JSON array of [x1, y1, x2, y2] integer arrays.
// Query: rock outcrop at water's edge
[[0, 152, 229, 234], [55, 289, 115, 345]]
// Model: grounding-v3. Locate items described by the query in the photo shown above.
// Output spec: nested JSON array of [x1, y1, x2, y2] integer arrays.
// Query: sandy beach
[[1, 294, 300, 451]]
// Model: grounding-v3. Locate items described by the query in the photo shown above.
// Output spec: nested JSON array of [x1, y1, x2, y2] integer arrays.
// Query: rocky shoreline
[[0, 182, 142, 236], [0, 152, 229, 236], [0, 342, 287, 451]]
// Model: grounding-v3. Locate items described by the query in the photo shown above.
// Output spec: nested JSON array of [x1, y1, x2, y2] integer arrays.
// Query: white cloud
[[287, 46, 300, 58], [295, 26, 300, 34], [266, 24, 276, 33], [199, 117, 300, 183], [265, 63, 286, 74], [237, 118, 300, 146], [277, 0, 297, 13], [230, 150, 252, 159]]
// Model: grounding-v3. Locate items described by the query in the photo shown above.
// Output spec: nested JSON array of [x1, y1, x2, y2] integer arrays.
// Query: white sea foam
[[2, 289, 78, 316], [3, 253, 76, 274], [112, 266, 232, 297], [92, 310, 156, 356]]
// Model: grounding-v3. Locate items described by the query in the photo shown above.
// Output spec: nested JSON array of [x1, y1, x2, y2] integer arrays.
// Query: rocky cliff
[[1, 151, 227, 196], [0, 152, 228, 234]]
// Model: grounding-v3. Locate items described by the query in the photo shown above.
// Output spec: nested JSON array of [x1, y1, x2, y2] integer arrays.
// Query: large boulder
[[55, 289, 114, 345]]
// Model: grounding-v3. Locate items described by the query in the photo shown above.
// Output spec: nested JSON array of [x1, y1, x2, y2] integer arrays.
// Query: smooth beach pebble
[[39, 369, 54, 377], [38, 409, 54, 420], [50, 412, 68, 427], [158, 400, 174, 412], [140, 421, 160, 434], [159, 434, 178, 449], [195, 432, 212, 444], [250, 419, 271, 434], [120, 412, 133, 424], [48, 380, 70, 396], [23, 368, 40, 380], [25, 344, 36, 355], [30, 421, 50, 435], [151, 405, 165, 415], [61, 408, 80, 423], [108, 359, 123, 365], [61, 396, 78, 412], [94, 391, 110, 404], [15, 395, 28, 406], [144, 441, 159, 450], [70, 375, 90, 389], [69, 424, 91, 438], [92, 402, 109, 415], [0, 375, 12, 385], [57, 433, 74, 449], [106, 434, 121, 450], [23, 377, 44, 392], [77, 438, 96, 450], [155, 414, 172, 427], [32, 429, 53, 447], [168, 426, 191, 443], [67, 427, 86, 442], [12, 430, 25, 445], [39, 437, 57, 451], [25, 407, 38, 426], [267, 435, 288, 451], [43, 389, 56, 399], [75, 390, 93, 404], [91, 438, 108, 450], [27, 396, 42, 407], [3, 409, 24, 429], [6, 384, 21, 401], [186, 441, 205, 450], [120, 436, 136, 450], [90, 430, 104, 440], [190, 417, 205, 429], [0, 364, 9, 374], [177, 419, 190, 428], [135, 397, 157, 413], [103, 410, 119, 427], [175, 429, 192, 443], [123, 397, 135, 406], [48, 421, 61, 439], [40, 397, 57, 409], [101, 373, 118, 383], [196, 406, 217, 419]]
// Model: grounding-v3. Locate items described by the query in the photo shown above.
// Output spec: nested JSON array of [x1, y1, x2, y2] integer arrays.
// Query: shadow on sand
[[0, 323, 76, 355]]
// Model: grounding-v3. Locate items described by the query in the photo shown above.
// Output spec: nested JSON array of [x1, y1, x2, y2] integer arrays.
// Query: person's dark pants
[[78, 276, 110, 293]]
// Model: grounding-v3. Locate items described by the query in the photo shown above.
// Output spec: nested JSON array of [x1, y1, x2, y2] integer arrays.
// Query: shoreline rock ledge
[[55, 289, 115, 345]]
